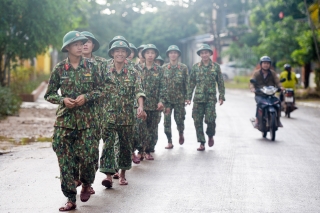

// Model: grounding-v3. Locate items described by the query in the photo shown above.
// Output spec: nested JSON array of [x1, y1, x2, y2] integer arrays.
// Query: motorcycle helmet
[[284, 64, 291, 71], [260, 56, 271, 65]]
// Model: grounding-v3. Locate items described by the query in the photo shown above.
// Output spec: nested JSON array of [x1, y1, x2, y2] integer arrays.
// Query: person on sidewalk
[[162, 45, 188, 149], [70, 31, 106, 195], [44, 31, 106, 211], [186, 44, 225, 151], [141, 44, 166, 160], [99, 40, 146, 186]]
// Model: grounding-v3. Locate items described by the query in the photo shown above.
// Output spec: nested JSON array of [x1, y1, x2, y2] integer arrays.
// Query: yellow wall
[[36, 49, 51, 74]]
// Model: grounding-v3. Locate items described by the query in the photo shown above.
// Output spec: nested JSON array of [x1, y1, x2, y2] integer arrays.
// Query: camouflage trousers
[[192, 102, 217, 143], [52, 127, 99, 203], [100, 124, 132, 174], [133, 118, 147, 153], [164, 103, 186, 142], [145, 110, 160, 153]]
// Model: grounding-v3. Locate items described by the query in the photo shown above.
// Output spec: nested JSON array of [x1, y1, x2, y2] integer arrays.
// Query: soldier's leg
[[192, 103, 206, 143], [164, 103, 173, 142], [204, 101, 217, 137], [152, 111, 161, 151], [118, 125, 133, 185], [52, 127, 77, 203], [147, 111, 159, 154], [100, 125, 119, 175], [137, 118, 147, 154]]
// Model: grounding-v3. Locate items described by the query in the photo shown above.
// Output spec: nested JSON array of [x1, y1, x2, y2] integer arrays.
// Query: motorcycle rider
[[250, 56, 283, 128], [279, 64, 298, 106]]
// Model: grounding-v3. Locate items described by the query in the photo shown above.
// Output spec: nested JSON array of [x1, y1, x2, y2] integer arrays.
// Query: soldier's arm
[[215, 64, 225, 101], [134, 70, 146, 102], [84, 63, 103, 102], [159, 67, 167, 105], [187, 66, 196, 101], [44, 66, 63, 105], [183, 66, 189, 101]]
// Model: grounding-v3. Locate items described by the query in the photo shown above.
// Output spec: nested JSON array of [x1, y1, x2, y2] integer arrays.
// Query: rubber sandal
[[113, 173, 120, 179], [89, 186, 95, 194], [138, 152, 144, 161], [197, 145, 205, 151], [59, 201, 76, 212], [145, 153, 154, 160], [101, 178, 113, 188], [208, 137, 214, 147], [119, 176, 128, 185], [132, 155, 141, 164], [80, 186, 91, 202], [75, 180, 82, 188], [179, 134, 184, 145], [165, 144, 174, 149]]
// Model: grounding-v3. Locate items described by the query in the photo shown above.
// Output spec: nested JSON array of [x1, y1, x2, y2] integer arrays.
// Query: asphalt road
[[1, 89, 320, 213]]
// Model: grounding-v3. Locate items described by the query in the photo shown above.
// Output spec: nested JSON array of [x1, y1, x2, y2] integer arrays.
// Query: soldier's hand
[[219, 99, 224, 106], [164, 108, 171, 115], [64, 98, 76, 109], [157, 102, 164, 111], [137, 106, 144, 116], [185, 100, 191, 105], [138, 110, 147, 120], [75, 95, 86, 106]]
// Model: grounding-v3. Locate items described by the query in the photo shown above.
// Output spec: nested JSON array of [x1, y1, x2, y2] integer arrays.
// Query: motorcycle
[[281, 88, 296, 118], [250, 79, 284, 141]]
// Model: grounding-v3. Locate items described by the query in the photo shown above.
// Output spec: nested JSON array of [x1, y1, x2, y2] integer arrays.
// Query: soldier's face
[[200, 50, 211, 61], [66, 41, 83, 57], [168, 51, 179, 61], [83, 39, 95, 55], [261, 62, 271, 70], [112, 48, 127, 63], [127, 48, 135, 60], [155, 60, 161, 66], [144, 49, 156, 62], [138, 50, 145, 62]]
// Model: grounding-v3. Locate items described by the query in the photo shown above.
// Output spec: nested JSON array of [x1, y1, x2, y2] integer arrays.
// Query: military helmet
[[155, 55, 164, 66], [137, 44, 146, 52], [142, 44, 159, 59], [108, 40, 131, 59], [196, 44, 213, 56], [80, 31, 100, 52], [108, 35, 130, 49], [166, 45, 181, 56], [61, 31, 88, 52], [260, 56, 271, 64], [129, 43, 138, 58]]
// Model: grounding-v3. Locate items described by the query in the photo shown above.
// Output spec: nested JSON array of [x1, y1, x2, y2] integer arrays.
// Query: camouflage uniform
[[142, 63, 166, 153], [100, 60, 145, 174], [44, 57, 105, 203], [187, 59, 225, 143], [162, 62, 188, 142]]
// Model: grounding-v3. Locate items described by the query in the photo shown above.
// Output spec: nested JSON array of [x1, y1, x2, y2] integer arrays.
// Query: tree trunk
[[304, 63, 312, 89]]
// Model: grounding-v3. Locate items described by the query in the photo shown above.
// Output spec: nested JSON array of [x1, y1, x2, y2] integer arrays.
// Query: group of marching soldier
[[44, 30, 225, 211]]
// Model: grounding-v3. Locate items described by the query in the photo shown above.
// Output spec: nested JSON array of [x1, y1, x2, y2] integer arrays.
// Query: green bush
[[0, 86, 21, 119]]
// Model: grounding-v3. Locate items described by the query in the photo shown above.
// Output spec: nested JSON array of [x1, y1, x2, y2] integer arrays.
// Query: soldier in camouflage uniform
[[44, 31, 107, 211], [70, 31, 106, 195], [162, 45, 188, 149], [155, 55, 164, 66], [141, 44, 166, 160], [99, 40, 146, 186], [128, 43, 138, 61], [186, 44, 225, 151]]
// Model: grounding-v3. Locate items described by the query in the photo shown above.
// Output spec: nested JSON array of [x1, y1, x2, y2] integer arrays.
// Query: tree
[[0, 0, 87, 86]]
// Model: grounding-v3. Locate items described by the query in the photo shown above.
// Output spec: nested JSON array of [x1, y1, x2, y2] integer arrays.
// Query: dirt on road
[[0, 108, 56, 153]]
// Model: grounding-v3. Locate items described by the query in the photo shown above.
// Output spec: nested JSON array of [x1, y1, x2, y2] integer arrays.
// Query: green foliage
[[0, 86, 21, 119], [222, 43, 258, 68]]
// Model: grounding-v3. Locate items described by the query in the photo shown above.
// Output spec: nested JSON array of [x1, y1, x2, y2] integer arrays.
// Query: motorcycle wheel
[[270, 112, 276, 141], [287, 112, 290, 118]]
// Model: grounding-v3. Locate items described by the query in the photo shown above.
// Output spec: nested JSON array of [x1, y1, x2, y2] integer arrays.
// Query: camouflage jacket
[[102, 60, 145, 126], [44, 57, 106, 130], [162, 62, 188, 104], [141, 63, 166, 111], [134, 62, 144, 73], [187, 60, 225, 103]]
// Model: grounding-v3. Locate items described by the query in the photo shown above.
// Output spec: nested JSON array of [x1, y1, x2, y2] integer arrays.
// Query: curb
[[20, 81, 47, 102]]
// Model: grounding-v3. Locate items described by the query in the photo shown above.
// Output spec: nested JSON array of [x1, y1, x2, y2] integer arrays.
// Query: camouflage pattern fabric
[[100, 125, 134, 173], [44, 57, 105, 130], [145, 110, 160, 153], [133, 115, 147, 153], [187, 60, 225, 102], [52, 127, 99, 203], [192, 102, 216, 143], [187, 59, 225, 143], [164, 103, 186, 142]]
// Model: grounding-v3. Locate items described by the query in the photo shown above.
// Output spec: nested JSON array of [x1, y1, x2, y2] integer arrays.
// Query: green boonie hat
[[129, 43, 138, 58], [142, 44, 159, 59], [80, 31, 100, 52], [61, 31, 88, 52], [196, 44, 213, 56], [108, 40, 132, 59], [166, 45, 181, 56], [137, 44, 146, 52], [108, 35, 130, 49], [155, 55, 164, 66]]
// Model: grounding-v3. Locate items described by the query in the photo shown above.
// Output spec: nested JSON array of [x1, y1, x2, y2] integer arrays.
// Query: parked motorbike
[[281, 88, 297, 118], [250, 79, 284, 141]]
